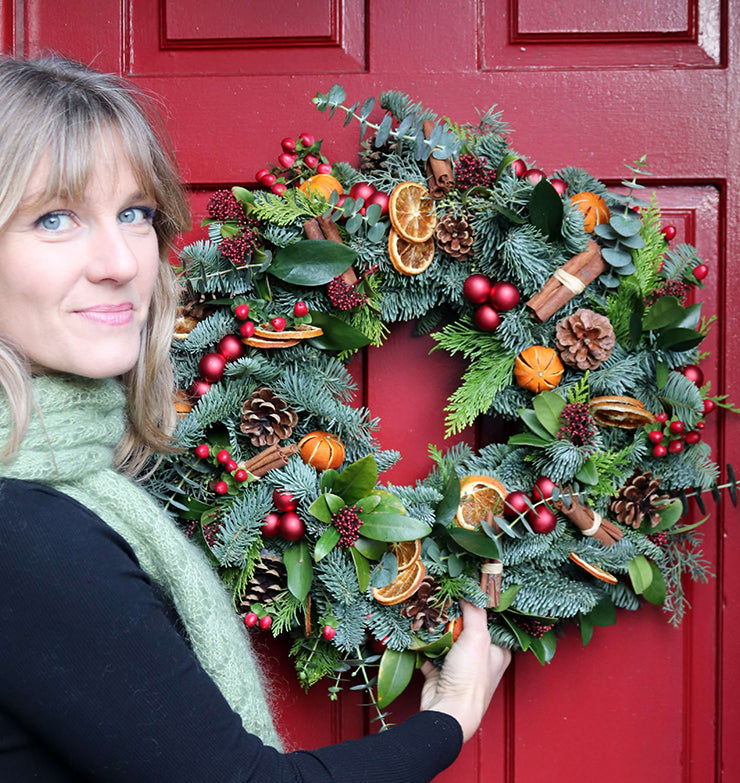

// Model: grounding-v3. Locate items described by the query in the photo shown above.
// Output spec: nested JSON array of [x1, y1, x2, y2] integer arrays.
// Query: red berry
[[524, 168, 545, 184], [226, 459, 239, 473], [278, 152, 297, 169], [653, 444, 668, 458], [293, 301, 309, 317], [234, 469, 249, 482], [669, 420, 685, 435], [661, 225, 677, 241], [216, 449, 231, 464], [198, 352, 226, 383], [703, 399, 716, 414], [549, 178, 567, 195], [299, 133, 315, 147], [696, 420, 706, 430], [317, 163, 332, 174], [259, 616, 273, 630], [655, 412, 669, 423], [668, 440, 684, 453], [281, 137, 296, 152], [474, 304, 501, 332], [262, 512, 281, 537], [271, 316, 287, 331], [368, 635, 388, 654], [272, 489, 298, 512], [243, 612, 259, 628], [322, 625, 336, 641], [511, 158, 527, 177], [240, 320, 255, 338], [304, 154, 319, 168], [214, 481, 229, 495], [463, 273, 493, 304], [279, 511, 306, 541], [260, 173, 277, 187], [527, 506, 557, 534], [255, 168, 270, 183], [504, 491, 530, 521], [234, 304, 250, 320], [194, 443, 210, 458], [648, 430, 664, 444], [533, 476, 556, 502], [216, 334, 244, 363], [693, 264, 709, 280], [271, 183, 287, 196], [685, 431, 702, 444]]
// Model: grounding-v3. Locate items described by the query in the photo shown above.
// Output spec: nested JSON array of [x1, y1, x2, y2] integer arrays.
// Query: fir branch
[[250, 189, 316, 225]]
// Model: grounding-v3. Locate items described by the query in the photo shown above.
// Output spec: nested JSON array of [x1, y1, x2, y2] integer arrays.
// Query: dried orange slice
[[455, 475, 507, 530], [589, 395, 656, 428], [569, 552, 618, 584], [388, 182, 436, 242], [242, 336, 301, 349], [253, 323, 324, 340], [389, 539, 422, 570], [514, 345, 564, 393], [388, 228, 435, 275], [445, 615, 464, 642], [173, 312, 198, 340], [372, 559, 426, 606]]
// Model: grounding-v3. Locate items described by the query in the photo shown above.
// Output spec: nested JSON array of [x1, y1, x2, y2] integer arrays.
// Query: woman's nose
[[86, 221, 140, 284]]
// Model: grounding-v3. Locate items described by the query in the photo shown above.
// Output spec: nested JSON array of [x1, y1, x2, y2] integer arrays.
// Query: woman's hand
[[419, 601, 511, 743]]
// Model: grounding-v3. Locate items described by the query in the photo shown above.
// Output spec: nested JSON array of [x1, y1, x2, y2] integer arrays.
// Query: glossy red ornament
[[198, 352, 226, 383], [463, 273, 493, 304], [322, 625, 336, 641], [349, 181, 376, 203], [532, 476, 556, 502], [317, 163, 332, 175], [234, 304, 250, 320], [693, 264, 709, 280], [366, 190, 390, 216], [489, 281, 520, 311], [653, 444, 668, 458], [243, 612, 259, 628], [293, 301, 309, 317], [273, 489, 298, 512], [216, 334, 244, 362], [189, 378, 211, 401], [260, 173, 277, 187], [504, 491, 530, 520], [474, 304, 501, 332], [258, 616, 273, 630], [279, 511, 306, 541], [527, 505, 557, 534], [661, 225, 677, 241], [549, 178, 568, 195], [304, 154, 319, 168], [271, 316, 287, 331], [278, 152, 297, 169], [281, 137, 296, 152], [299, 133, 315, 147], [648, 430, 664, 444], [262, 511, 281, 537], [524, 168, 545, 184], [214, 481, 229, 495], [511, 158, 527, 177], [681, 364, 704, 387], [239, 320, 255, 338]]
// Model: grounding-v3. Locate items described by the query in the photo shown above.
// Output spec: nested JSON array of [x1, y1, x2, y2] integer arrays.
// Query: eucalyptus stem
[[352, 646, 391, 732]]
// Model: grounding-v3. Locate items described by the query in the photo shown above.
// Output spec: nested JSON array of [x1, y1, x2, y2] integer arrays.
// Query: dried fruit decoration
[[514, 345, 564, 393]]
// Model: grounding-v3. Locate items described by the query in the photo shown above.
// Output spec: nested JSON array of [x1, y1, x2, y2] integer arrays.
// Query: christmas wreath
[[150, 85, 736, 715]]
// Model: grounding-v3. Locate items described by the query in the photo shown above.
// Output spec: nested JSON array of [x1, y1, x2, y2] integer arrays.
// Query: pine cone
[[237, 553, 287, 610], [555, 309, 615, 370], [610, 470, 670, 529], [240, 387, 298, 447], [359, 135, 398, 173], [400, 577, 449, 632], [434, 214, 474, 259]]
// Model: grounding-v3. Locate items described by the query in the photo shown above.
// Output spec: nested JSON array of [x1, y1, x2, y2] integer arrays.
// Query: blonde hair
[[0, 55, 190, 475]]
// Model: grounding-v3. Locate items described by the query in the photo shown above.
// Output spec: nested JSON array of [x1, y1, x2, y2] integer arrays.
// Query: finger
[[459, 600, 487, 632]]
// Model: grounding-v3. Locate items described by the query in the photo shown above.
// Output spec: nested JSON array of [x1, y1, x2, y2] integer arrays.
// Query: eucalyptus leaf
[[314, 526, 341, 562], [284, 541, 313, 601], [372, 551, 398, 587], [270, 240, 355, 285], [377, 649, 416, 709], [375, 113, 393, 147], [332, 454, 378, 504], [365, 203, 382, 224], [593, 223, 618, 241], [346, 214, 363, 234], [618, 232, 646, 249], [628, 554, 654, 594], [357, 512, 430, 542], [448, 527, 501, 558], [601, 245, 633, 268], [359, 96, 375, 120], [367, 222, 387, 243], [533, 391, 566, 436], [609, 213, 642, 237]]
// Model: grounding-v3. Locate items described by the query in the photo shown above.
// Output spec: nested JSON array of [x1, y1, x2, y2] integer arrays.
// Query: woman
[[0, 55, 510, 781]]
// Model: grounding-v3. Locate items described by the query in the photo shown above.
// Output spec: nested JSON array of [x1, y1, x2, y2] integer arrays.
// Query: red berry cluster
[[463, 273, 520, 332], [262, 489, 306, 541], [193, 445, 250, 496], [331, 504, 364, 548], [644, 279, 690, 306], [557, 402, 597, 449], [513, 616, 556, 639], [510, 158, 568, 195], [648, 404, 714, 458], [243, 611, 273, 631], [255, 133, 331, 196], [327, 275, 367, 311], [454, 153, 497, 190]]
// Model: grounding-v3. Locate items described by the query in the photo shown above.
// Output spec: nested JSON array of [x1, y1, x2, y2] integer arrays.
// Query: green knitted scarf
[[0, 374, 281, 749]]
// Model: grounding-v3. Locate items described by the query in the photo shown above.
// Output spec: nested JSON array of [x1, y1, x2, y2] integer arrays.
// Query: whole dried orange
[[570, 191, 610, 233], [514, 345, 564, 393], [388, 228, 435, 275], [455, 475, 507, 530], [371, 559, 426, 606], [569, 552, 618, 584], [388, 182, 436, 242], [298, 173, 343, 200], [297, 430, 345, 471], [389, 539, 422, 570]]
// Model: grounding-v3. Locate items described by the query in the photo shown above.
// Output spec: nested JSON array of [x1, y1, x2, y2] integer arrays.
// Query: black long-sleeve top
[[0, 479, 462, 781]]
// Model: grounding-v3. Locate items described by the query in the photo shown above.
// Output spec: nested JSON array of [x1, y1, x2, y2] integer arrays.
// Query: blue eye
[[119, 206, 157, 224], [36, 211, 73, 231]]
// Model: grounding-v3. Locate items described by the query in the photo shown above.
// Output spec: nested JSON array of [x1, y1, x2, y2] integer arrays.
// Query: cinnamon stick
[[239, 444, 299, 478], [302, 217, 357, 286], [423, 121, 455, 200], [553, 494, 623, 546], [526, 240, 605, 322]]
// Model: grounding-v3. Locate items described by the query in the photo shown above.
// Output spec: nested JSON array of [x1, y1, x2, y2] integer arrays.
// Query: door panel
[[5, 1, 737, 779]]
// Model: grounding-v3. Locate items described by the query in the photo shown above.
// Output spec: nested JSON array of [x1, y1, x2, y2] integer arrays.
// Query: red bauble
[[198, 352, 226, 383], [281, 137, 296, 153], [681, 364, 704, 387], [549, 178, 568, 196], [661, 225, 677, 241], [653, 444, 668, 458], [317, 163, 332, 175], [262, 512, 281, 537], [463, 273, 493, 304], [255, 169, 270, 183], [299, 133, 315, 147], [489, 281, 520, 311], [271, 183, 287, 196], [322, 625, 336, 641], [527, 506, 557, 534], [693, 264, 709, 280], [189, 378, 211, 401], [349, 181, 376, 203], [273, 488, 298, 512], [278, 152, 297, 169], [260, 173, 277, 187], [194, 443, 210, 459], [304, 154, 319, 168], [214, 481, 229, 495], [216, 334, 244, 363], [243, 612, 259, 628], [234, 304, 250, 320], [648, 430, 664, 444], [366, 190, 390, 215], [532, 476, 556, 502], [524, 168, 545, 184], [504, 491, 530, 521], [240, 320, 255, 338], [279, 511, 306, 541], [259, 616, 273, 630], [511, 158, 527, 177], [271, 316, 287, 331], [293, 301, 309, 317], [474, 304, 501, 332]]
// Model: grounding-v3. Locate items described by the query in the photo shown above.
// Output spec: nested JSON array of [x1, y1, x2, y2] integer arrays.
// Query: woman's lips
[[77, 304, 134, 326]]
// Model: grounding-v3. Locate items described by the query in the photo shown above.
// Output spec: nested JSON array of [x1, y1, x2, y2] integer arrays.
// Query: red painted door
[[5, 1, 738, 780]]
